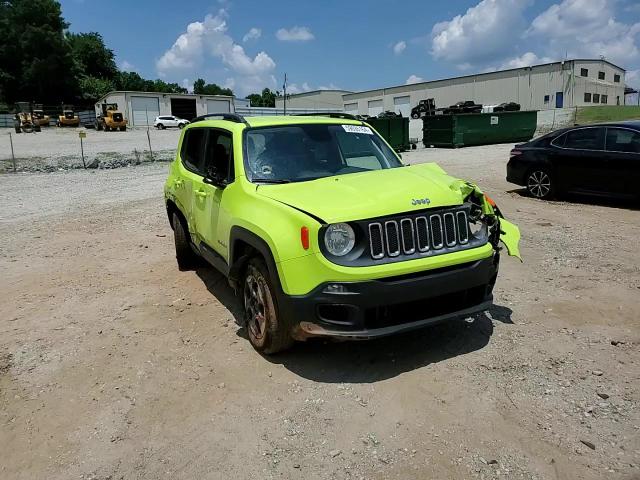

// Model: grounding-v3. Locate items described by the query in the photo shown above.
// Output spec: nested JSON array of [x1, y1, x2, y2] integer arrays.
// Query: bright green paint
[[165, 116, 521, 295]]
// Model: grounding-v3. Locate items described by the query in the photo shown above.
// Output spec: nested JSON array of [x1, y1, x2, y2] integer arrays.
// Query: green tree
[[67, 32, 117, 80], [115, 71, 148, 91], [0, 0, 79, 103], [78, 76, 115, 101], [193, 78, 233, 96], [247, 88, 278, 107]]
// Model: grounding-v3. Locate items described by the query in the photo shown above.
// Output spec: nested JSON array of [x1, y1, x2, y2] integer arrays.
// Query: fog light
[[323, 283, 349, 294]]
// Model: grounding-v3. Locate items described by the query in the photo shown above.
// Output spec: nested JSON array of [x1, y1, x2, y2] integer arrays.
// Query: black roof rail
[[191, 113, 249, 125], [293, 112, 358, 120]]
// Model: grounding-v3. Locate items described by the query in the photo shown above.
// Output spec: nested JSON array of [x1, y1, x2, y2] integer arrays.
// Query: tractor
[[13, 102, 41, 133], [32, 104, 50, 127], [57, 104, 80, 127], [95, 103, 127, 131]]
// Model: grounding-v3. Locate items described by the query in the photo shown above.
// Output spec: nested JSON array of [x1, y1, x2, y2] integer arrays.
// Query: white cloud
[[431, 0, 531, 69], [119, 60, 135, 71], [627, 69, 640, 87], [406, 74, 424, 84], [526, 0, 640, 69], [156, 10, 276, 96], [393, 41, 406, 55], [429, 0, 640, 76], [286, 82, 312, 94], [276, 26, 314, 41], [242, 27, 261, 42], [499, 52, 554, 70], [318, 83, 340, 90], [182, 78, 192, 93]]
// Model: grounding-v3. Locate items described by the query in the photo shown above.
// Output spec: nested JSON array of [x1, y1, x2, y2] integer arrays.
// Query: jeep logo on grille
[[411, 197, 431, 206]]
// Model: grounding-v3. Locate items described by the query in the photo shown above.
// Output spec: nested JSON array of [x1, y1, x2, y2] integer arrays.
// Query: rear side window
[[606, 128, 640, 153], [564, 128, 605, 151], [181, 128, 206, 173], [204, 130, 234, 181]]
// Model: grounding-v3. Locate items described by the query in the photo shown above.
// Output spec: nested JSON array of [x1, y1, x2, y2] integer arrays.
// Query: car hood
[[255, 163, 465, 223]]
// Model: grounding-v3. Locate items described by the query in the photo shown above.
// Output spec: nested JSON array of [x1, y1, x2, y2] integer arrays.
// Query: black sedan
[[507, 121, 640, 200]]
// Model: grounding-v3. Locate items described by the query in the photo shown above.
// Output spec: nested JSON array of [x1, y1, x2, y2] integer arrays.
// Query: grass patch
[[576, 106, 640, 124]]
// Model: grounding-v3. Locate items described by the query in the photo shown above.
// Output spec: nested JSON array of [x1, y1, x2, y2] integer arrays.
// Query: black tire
[[14, 125, 21, 134], [158, 123, 165, 130], [95, 120, 102, 131], [34, 124, 41, 132], [120, 126, 126, 131], [104, 125, 110, 132], [411, 113, 420, 119], [526, 168, 555, 200], [243, 258, 294, 354], [172, 212, 198, 271], [178, 123, 185, 129]]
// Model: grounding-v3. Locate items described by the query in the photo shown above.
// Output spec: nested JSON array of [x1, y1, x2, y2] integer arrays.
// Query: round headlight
[[324, 223, 355, 256]]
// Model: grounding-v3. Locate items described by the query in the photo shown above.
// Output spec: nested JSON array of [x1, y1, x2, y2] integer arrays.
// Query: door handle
[[195, 189, 208, 198]]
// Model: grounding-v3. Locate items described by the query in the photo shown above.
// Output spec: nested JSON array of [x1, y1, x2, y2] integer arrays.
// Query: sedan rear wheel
[[526, 169, 554, 199]]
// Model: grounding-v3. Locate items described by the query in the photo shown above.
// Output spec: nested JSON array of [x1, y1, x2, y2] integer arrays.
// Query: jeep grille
[[368, 208, 470, 260]]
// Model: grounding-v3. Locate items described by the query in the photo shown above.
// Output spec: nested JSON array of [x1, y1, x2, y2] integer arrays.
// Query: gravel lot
[[0, 142, 638, 480], [0, 127, 181, 172]]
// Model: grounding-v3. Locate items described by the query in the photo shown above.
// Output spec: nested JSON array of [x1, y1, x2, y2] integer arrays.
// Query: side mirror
[[204, 165, 227, 188]]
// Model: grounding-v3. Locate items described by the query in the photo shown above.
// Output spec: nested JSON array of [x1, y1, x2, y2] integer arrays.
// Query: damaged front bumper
[[283, 254, 499, 340]]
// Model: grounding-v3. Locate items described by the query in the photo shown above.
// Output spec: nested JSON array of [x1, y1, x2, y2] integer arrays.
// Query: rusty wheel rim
[[244, 272, 266, 340]]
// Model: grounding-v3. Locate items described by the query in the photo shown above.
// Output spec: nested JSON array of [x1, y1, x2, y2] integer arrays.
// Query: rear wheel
[[526, 168, 555, 199], [243, 258, 294, 354], [172, 212, 198, 271], [178, 123, 185, 129], [158, 123, 165, 130]]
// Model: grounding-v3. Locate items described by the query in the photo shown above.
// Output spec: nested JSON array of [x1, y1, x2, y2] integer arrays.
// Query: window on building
[[601, 95, 608, 104], [616, 96, 620, 105], [598, 71, 605, 80], [593, 93, 600, 103], [580, 68, 588, 77], [614, 74, 620, 83], [564, 128, 605, 151], [544, 95, 550, 105], [584, 93, 592, 103]]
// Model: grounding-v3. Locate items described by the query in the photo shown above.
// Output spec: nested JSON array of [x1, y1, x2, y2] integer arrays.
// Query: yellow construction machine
[[95, 103, 127, 131], [13, 102, 41, 133], [57, 104, 80, 127]]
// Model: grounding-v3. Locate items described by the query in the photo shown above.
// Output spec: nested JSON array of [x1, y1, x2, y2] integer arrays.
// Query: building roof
[[276, 89, 353, 99], [96, 90, 234, 104], [343, 58, 626, 99]]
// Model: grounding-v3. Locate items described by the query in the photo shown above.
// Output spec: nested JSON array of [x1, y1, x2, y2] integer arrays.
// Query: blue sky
[[60, 0, 640, 97]]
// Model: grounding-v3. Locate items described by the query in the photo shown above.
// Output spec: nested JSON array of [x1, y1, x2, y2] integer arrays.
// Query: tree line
[[0, 0, 277, 108]]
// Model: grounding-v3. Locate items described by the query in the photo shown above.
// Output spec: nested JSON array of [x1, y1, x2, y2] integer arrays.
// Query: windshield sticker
[[342, 125, 373, 135]]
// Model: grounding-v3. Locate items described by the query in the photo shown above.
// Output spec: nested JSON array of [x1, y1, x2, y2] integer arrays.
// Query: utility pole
[[283, 73, 287, 115]]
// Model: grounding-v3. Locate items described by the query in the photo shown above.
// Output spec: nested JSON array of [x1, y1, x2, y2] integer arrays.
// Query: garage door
[[368, 100, 383, 117], [171, 98, 197, 120], [131, 96, 160, 126], [344, 102, 358, 115], [206, 99, 231, 114], [393, 96, 411, 117]]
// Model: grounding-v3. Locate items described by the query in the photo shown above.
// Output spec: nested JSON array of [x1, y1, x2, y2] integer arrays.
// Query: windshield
[[244, 123, 403, 183]]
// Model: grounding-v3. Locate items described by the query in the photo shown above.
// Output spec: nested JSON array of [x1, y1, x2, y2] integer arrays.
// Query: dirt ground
[[1, 143, 638, 480], [0, 127, 181, 172]]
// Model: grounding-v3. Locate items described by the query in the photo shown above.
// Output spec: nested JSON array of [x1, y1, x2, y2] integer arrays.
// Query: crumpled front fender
[[453, 180, 522, 261]]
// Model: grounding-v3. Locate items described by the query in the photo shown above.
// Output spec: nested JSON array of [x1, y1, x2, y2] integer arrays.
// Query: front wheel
[[526, 168, 555, 199], [178, 123, 185, 129], [157, 123, 165, 130], [244, 258, 293, 354]]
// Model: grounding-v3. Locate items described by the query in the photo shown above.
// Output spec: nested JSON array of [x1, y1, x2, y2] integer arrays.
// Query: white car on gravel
[[154, 116, 189, 130]]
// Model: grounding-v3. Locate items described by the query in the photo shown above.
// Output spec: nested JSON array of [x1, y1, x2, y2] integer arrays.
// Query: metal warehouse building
[[343, 59, 626, 117], [95, 91, 234, 126], [275, 89, 353, 110]]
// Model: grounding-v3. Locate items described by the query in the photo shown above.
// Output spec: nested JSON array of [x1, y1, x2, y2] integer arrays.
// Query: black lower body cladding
[[280, 254, 499, 340]]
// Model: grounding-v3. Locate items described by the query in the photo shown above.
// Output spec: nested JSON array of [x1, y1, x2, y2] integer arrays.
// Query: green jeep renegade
[[164, 113, 521, 353]]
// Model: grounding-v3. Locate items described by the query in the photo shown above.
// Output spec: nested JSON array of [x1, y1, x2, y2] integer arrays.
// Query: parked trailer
[[422, 111, 537, 148]]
